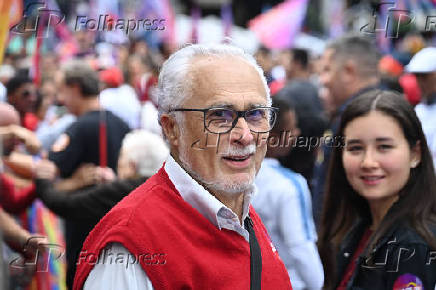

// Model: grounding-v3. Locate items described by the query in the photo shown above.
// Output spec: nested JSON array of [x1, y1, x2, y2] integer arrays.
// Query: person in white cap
[[406, 47, 436, 169]]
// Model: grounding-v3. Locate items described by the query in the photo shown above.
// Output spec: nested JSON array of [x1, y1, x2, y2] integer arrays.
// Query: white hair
[[157, 43, 271, 122], [122, 130, 169, 177]]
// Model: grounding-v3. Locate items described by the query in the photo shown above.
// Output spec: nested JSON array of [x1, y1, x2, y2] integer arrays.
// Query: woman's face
[[342, 111, 421, 204]]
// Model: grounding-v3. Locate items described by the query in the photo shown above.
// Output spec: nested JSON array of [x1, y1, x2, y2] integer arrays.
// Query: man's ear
[[343, 59, 357, 81], [160, 114, 180, 147], [129, 160, 137, 173]]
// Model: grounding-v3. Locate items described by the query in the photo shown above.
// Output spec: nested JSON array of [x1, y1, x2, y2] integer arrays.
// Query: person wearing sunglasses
[[74, 44, 292, 290], [6, 75, 38, 131]]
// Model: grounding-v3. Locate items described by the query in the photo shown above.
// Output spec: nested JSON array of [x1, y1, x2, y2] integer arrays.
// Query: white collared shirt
[[84, 155, 254, 290]]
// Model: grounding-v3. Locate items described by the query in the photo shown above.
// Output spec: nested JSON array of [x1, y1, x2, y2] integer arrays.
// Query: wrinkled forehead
[[184, 56, 269, 109]]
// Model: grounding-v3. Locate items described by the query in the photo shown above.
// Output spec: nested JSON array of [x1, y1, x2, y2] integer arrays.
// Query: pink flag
[[248, 0, 308, 49]]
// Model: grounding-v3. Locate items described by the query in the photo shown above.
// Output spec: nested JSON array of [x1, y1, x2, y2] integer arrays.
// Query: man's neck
[[350, 78, 379, 97], [76, 97, 100, 116], [210, 190, 245, 223], [336, 78, 379, 110]]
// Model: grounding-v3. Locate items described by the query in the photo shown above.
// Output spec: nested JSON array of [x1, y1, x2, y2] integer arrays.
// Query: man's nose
[[230, 117, 254, 146], [320, 73, 329, 87]]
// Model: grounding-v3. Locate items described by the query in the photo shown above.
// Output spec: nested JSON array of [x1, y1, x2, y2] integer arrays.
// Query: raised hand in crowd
[[34, 158, 116, 192], [0, 124, 41, 154]]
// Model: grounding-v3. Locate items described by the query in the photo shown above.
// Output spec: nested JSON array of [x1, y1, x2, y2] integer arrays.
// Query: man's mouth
[[222, 154, 253, 169], [222, 154, 251, 162]]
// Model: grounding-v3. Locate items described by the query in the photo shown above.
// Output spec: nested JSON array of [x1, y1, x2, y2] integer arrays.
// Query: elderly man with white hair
[[73, 44, 292, 290], [34, 130, 169, 220]]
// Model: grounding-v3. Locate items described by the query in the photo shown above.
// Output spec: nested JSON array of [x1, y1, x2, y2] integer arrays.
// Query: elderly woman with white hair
[[33, 130, 169, 223]]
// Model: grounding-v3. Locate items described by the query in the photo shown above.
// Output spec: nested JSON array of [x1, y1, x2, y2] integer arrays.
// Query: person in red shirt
[[74, 43, 292, 290]]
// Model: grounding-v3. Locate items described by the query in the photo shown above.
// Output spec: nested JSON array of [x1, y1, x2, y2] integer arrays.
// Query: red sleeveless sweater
[[74, 167, 292, 289]]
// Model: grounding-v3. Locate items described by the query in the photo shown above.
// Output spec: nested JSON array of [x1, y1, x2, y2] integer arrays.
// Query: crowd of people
[[1, 26, 436, 290]]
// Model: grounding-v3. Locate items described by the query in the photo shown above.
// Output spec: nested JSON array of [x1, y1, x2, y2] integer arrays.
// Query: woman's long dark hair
[[318, 90, 436, 288]]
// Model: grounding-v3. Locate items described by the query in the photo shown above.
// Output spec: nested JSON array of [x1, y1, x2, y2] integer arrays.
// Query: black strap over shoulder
[[244, 216, 262, 290]]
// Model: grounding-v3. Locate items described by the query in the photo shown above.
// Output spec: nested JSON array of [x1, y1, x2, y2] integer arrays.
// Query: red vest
[[74, 167, 292, 290]]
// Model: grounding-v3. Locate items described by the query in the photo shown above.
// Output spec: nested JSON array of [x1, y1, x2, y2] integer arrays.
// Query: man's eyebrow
[[207, 102, 268, 109], [207, 102, 234, 109]]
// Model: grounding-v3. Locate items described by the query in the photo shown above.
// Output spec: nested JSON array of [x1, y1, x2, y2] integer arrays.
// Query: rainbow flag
[[248, 0, 308, 49], [21, 200, 67, 290]]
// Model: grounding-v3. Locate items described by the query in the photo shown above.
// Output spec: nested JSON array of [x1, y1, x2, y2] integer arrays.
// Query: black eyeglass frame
[[169, 106, 279, 134]]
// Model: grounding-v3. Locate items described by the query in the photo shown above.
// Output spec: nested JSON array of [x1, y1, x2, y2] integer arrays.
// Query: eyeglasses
[[169, 106, 278, 134]]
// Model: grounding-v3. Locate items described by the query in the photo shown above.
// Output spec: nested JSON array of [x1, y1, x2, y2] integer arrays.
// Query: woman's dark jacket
[[335, 218, 436, 290]]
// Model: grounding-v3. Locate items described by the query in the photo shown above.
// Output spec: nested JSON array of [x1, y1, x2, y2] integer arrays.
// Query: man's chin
[[209, 177, 255, 196]]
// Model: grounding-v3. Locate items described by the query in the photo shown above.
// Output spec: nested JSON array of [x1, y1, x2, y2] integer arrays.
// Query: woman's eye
[[346, 146, 362, 152], [378, 144, 393, 150]]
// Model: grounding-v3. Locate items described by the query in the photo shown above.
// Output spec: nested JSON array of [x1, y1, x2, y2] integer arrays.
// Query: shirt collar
[[262, 157, 281, 167], [164, 155, 255, 229]]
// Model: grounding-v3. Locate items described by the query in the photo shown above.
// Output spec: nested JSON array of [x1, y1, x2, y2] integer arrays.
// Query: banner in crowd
[[248, 0, 308, 49], [0, 0, 23, 64], [21, 200, 66, 290]]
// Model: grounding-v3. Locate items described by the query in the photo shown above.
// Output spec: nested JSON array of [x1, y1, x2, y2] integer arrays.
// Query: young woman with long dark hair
[[318, 90, 436, 289]]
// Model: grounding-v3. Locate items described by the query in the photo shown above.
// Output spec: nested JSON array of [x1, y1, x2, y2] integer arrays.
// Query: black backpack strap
[[244, 215, 262, 290]]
